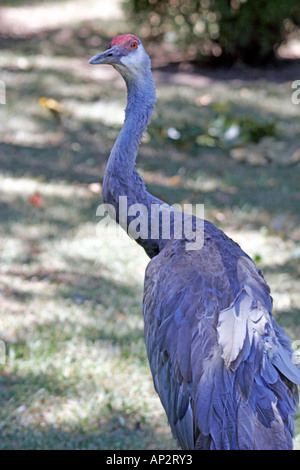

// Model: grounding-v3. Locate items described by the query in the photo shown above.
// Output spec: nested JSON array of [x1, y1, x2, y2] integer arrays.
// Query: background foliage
[[124, 0, 300, 64]]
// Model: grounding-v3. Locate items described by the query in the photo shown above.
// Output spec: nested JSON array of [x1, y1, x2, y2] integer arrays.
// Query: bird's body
[[89, 35, 300, 449]]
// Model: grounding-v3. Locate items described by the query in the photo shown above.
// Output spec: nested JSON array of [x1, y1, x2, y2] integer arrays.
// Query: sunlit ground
[[0, 0, 300, 449]]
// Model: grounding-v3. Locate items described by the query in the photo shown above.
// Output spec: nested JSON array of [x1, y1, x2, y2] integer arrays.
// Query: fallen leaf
[[38, 97, 64, 114], [168, 175, 181, 186], [29, 192, 44, 208]]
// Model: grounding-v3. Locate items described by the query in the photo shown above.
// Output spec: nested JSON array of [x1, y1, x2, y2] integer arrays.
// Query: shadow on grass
[[0, 368, 175, 450], [0, 22, 109, 59], [155, 58, 300, 84], [0, 414, 174, 451], [2, 249, 145, 348], [0, 139, 105, 185]]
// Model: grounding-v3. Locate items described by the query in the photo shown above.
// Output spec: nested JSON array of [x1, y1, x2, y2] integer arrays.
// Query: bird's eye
[[131, 41, 138, 49]]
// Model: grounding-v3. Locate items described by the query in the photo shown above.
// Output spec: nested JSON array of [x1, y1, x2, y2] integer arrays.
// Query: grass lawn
[[0, 0, 299, 450]]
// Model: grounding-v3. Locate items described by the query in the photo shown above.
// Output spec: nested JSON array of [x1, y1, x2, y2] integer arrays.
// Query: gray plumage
[[89, 34, 300, 450]]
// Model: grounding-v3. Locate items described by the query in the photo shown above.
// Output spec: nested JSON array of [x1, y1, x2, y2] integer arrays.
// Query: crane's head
[[89, 34, 151, 81]]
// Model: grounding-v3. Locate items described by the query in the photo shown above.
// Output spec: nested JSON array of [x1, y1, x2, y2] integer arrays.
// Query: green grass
[[0, 0, 300, 449]]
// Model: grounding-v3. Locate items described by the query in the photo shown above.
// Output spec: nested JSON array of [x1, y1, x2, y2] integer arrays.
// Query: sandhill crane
[[89, 34, 300, 450]]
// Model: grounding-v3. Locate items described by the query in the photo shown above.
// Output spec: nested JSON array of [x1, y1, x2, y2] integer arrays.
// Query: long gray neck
[[102, 68, 167, 257], [104, 72, 156, 186]]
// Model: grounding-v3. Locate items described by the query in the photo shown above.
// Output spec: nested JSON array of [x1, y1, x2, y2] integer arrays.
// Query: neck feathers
[[103, 68, 156, 202], [102, 64, 164, 257]]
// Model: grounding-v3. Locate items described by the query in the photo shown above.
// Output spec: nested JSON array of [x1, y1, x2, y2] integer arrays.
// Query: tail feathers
[[246, 380, 294, 450], [213, 280, 300, 450], [195, 351, 237, 449], [174, 400, 194, 450], [272, 342, 300, 387], [195, 345, 297, 450]]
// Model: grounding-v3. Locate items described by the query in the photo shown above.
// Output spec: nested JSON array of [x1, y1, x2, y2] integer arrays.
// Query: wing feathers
[[273, 343, 300, 386], [143, 239, 300, 450], [217, 288, 253, 367], [217, 285, 300, 387]]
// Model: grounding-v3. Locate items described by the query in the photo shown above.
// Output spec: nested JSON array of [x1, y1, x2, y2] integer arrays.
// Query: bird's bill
[[89, 46, 122, 65]]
